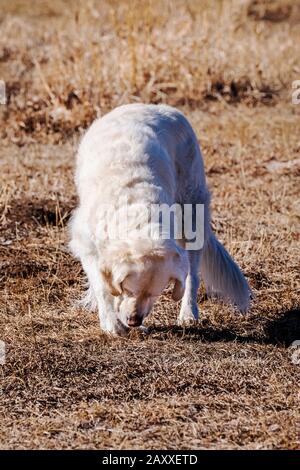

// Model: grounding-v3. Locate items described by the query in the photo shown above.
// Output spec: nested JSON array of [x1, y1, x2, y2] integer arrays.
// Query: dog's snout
[[127, 315, 142, 327]]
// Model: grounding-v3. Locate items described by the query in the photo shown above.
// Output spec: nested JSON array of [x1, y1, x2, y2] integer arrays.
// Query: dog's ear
[[170, 247, 188, 301], [101, 268, 122, 297]]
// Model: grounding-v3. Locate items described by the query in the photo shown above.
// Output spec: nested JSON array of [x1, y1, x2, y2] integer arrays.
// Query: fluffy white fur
[[70, 103, 251, 335]]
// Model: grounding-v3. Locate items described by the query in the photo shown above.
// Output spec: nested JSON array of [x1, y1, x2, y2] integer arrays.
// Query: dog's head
[[101, 242, 188, 328]]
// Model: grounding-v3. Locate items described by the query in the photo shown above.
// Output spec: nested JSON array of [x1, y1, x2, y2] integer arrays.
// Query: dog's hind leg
[[178, 249, 202, 325], [176, 188, 210, 325]]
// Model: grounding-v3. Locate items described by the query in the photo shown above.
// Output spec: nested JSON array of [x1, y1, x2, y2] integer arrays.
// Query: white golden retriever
[[70, 104, 250, 335]]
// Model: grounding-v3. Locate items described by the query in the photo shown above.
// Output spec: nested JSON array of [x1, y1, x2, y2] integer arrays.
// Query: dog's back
[[76, 104, 207, 209]]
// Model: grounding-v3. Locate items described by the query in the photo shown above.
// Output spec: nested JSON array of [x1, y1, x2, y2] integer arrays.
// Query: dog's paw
[[101, 321, 129, 337], [177, 304, 199, 326], [177, 317, 199, 327]]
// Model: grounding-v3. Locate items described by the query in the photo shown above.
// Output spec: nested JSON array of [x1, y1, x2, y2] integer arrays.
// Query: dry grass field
[[1, 0, 300, 449]]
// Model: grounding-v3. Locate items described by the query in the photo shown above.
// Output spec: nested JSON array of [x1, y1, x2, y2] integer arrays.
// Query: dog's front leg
[[97, 291, 129, 336], [79, 252, 128, 336], [178, 250, 201, 325]]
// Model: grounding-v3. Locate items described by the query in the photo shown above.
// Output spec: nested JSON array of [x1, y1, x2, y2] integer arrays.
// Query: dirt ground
[[0, 0, 300, 449]]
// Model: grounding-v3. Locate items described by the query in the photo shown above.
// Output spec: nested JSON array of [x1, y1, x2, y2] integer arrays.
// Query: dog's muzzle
[[127, 314, 143, 327]]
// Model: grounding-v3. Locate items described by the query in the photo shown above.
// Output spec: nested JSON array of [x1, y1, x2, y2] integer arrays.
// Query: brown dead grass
[[0, 0, 300, 450], [1, 0, 300, 143]]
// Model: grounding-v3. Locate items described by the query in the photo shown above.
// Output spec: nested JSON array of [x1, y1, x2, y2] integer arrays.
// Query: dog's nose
[[127, 315, 142, 327]]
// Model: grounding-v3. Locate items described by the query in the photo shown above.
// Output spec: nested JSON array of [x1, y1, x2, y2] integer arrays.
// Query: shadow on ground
[[149, 309, 300, 347]]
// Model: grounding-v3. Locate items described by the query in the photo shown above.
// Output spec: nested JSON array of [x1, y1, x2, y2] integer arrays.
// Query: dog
[[70, 103, 251, 335]]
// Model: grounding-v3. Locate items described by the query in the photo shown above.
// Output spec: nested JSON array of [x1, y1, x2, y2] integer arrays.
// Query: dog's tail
[[200, 233, 251, 312]]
